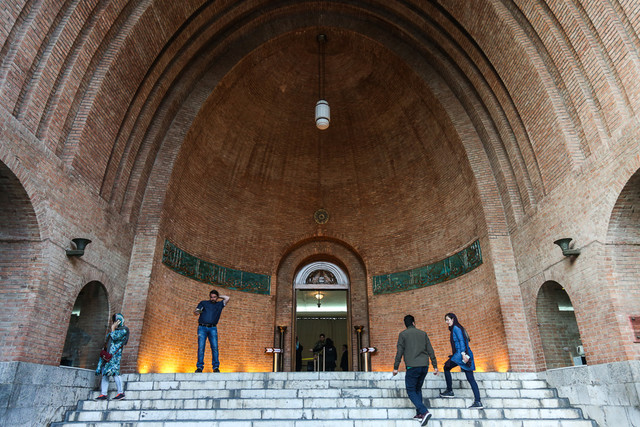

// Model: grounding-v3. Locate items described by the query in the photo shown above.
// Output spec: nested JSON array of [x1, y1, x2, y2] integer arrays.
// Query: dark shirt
[[340, 350, 348, 371], [325, 345, 337, 369], [197, 300, 225, 325]]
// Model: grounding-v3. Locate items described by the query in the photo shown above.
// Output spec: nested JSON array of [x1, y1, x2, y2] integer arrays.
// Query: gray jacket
[[394, 325, 437, 370]]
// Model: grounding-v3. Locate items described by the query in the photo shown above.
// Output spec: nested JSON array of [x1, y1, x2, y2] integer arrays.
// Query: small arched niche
[[60, 281, 109, 369], [536, 281, 585, 369]]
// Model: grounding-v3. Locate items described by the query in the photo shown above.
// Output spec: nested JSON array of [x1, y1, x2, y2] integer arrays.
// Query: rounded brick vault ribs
[[0, 0, 582, 231], [125, 14, 528, 234], [119, 22, 528, 236], [2, 2, 638, 218]]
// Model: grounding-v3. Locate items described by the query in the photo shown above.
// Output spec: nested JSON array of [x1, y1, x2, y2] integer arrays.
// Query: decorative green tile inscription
[[162, 240, 271, 295], [373, 240, 482, 295]]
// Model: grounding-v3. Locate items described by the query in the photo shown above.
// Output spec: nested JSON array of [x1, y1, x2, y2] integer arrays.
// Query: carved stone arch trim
[[294, 261, 350, 289]]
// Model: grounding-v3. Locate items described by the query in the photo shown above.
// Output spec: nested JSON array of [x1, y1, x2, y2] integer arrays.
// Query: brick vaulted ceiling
[[3, 0, 639, 237]]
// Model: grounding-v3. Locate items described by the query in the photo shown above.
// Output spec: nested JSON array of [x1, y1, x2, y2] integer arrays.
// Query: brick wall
[[1, 1, 640, 376]]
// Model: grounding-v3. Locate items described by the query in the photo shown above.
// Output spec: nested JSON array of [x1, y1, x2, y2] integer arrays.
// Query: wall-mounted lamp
[[66, 238, 92, 257], [554, 238, 581, 257], [315, 291, 324, 307]]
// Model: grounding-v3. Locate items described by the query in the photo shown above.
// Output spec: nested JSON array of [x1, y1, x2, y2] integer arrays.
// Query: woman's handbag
[[100, 335, 113, 362], [100, 348, 113, 362]]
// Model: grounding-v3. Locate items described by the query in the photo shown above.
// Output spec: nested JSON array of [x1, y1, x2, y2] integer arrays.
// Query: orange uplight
[[495, 362, 510, 373], [138, 365, 149, 374], [159, 362, 178, 373]]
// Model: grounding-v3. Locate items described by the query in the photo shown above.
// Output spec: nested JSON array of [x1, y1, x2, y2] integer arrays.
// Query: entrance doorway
[[293, 262, 350, 372]]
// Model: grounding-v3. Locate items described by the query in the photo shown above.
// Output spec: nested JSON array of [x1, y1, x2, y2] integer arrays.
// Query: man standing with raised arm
[[194, 289, 230, 373]]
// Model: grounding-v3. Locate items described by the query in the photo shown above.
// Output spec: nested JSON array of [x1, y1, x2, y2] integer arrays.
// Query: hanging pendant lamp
[[315, 34, 330, 130]]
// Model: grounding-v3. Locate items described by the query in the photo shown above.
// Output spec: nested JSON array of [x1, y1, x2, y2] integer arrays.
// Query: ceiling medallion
[[314, 208, 329, 224]]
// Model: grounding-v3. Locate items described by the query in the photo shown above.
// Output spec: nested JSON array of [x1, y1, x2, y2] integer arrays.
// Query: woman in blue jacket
[[439, 312, 483, 408]]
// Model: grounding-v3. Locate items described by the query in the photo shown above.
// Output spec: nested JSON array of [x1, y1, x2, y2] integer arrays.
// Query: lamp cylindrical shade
[[315, 100, 330, 130]]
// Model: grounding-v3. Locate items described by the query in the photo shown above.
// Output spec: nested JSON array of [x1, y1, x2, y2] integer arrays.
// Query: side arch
[[535, 281, 585, 369], [605, 167, 640, 361], [60, 281, 110, 369], [0, 159, 45, 362]]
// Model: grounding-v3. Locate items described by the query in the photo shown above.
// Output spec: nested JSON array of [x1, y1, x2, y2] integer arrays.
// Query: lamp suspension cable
[[315, 34, 330, 130]]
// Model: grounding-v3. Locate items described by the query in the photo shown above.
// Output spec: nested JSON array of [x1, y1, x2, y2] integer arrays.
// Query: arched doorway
[[60, 281, 110, 369], [275, 239, 369, 372], [536, 281, 585, 369], [294, 262, 349, 371]]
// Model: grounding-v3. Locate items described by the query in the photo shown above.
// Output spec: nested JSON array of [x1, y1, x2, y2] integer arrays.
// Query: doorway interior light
[[315, 291, 324, 307], [315, 34, 330, 130]]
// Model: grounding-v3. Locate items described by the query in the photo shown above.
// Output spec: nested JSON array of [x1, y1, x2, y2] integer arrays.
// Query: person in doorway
[[295, 336, 303, 371], [340, 344, 349, 371], [439, 312, 483, 409], [324, 338, 337, 371], [393, 314, 438, 426], [311, 333, 326, 370], [312, 333, 326, 352], [194, 289, 230, 373], [95, 313, 130, 400]]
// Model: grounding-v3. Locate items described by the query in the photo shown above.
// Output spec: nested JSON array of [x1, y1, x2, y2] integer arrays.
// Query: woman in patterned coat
[[95, 313, 130, 400]]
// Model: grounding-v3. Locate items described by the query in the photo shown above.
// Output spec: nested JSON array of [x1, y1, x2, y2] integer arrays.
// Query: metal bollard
[[359, 347, 377, 372], [265, 348, 282, 372]]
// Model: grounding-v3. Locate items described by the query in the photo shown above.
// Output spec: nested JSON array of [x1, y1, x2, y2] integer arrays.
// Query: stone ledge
[[0, 362, 99, 427], [544, 360, 640, 427]]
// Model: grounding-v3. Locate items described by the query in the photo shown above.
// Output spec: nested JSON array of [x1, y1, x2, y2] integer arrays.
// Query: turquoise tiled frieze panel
[[372, 240, 483, 295], [162, 239, 271, 295]]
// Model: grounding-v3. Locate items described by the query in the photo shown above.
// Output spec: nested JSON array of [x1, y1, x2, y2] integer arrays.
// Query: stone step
[[51, 372, 598, 427], [63, 406, 587, 422], [51, 420, 598, 427], [76, 396, 571, 411], [122, 371, 545, 381], [121, 377, 551, 390], [106, 386, 559, 401]]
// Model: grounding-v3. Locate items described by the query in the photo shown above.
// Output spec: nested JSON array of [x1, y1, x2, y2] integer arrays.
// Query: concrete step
[[51, 372, 598, 427], [64, 407, 588, 422], [75, 396, 572, 411], [52, 419, 598, 427]]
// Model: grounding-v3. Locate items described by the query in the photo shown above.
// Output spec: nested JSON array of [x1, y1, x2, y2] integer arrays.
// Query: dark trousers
[[405, 366, 429, 415], [443, 359, 481, 402]]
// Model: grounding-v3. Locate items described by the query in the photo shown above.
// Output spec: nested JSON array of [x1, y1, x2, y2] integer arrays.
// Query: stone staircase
[[52, 371, 598, 426]]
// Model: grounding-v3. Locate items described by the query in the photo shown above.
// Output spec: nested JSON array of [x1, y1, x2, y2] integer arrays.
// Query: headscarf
[[112, 313, 130, 345], [113, 313, 125, 326]]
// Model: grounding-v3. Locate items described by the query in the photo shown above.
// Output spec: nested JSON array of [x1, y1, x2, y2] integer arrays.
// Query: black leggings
[[443, 359, 481, 402]]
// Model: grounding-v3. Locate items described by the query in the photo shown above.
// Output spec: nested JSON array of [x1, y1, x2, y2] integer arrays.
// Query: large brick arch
[[118, 12, 536, 371]]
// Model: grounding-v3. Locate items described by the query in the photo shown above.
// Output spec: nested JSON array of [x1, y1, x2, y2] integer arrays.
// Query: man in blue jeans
[[194, 289, 230, 372], [393, 314, 438, 426]]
